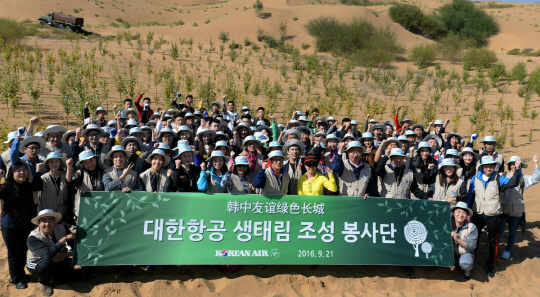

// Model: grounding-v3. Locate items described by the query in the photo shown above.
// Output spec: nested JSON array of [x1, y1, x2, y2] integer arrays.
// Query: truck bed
[[52, 13, 84, 26]]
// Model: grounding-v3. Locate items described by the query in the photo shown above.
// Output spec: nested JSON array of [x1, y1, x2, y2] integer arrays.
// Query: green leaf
[[400, 211, 405, 215], [96, 253, 103, 258], [396, 202, 403, 208], [405, 212, 409, 217], [135, 205, 142, 210], [436, 209, 439, 215], [427, 211, 433, 214], [120, 218, 126, 224], [93, 257, 98, 265], [84, 198, 91, 205], [140, 196, 147, 201], [386, 208, 392, 213], [157, 195, 162, 201], [94, 196, 102, 200], [110, 229, 117, 235], [111, 198, 118, 204], [443, 242, 449, 246], [120, 210, 125, 217], [420, 206, 425, 210], [442, 207, 447, 212], [102, 204, 109, 208], [439, 254, 443, 261], [83, 216, 88, 225], [98, 239, 103, 245], [413, 216, 417, 221], [377, 203, 384, 206], [92, 230, 98, 236], [127, 199, 131, 207], [384, 200, 388, 206], [110, 192, 114, 199], [87, 254, 92, 260], [81, 239, 87, 243], [94, 202, 98, 209], [429, 221, 434, 225], [152, 203, 158, 209], [443, 223, 447, 230], [434, 259, 438, 265], [430, 255, 436, 259], [93, 225, 99, 229], [110, 220, 114, 226], [162, 198, 170, 202], [433, 230, 439, 234], [105, 226, 109, 231], [434, 234, 438, 240]]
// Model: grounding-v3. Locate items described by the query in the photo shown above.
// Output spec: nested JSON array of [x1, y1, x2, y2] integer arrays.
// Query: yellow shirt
[[297, 172, 337, 196]]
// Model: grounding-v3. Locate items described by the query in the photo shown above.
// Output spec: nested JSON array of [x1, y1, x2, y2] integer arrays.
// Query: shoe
[[15, 281, 27, 289], [403, 266, 414, 275], [486, 265, 495, 278], [463, 273, 471, 281], [481, 227, 488, 235], [40, 283, 53, 296], [502, 251, 510, 259]]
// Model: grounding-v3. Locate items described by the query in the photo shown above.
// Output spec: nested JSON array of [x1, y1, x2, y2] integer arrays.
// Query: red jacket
[[135, 94, 154, 123]]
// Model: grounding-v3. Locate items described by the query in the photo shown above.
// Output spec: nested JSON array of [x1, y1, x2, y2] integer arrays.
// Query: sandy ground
[[1, 0, 540, 295]]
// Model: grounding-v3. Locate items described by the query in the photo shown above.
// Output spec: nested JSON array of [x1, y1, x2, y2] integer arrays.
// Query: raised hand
[[66, 158, 73, 168], [201, 162, 207, 171], [144, 104, 150, 111], [29, 117, 40, 125], [85, 102, 90, 108], [227, 162, 233, 172], [113, 104, 118, 110], [17, 126, 26, 136], [533, 155, 539, 165], [36, 163, 44, 172], [230, 151, 236, 158], [428, 163, 435, 170], [338, 142, 346, 153], [327, 168, 333, 175], [262, 162, 268, 170], [175, 159, 181, 169], [515, 159, 522, 169], [396, 106, 402, 113], [122, 164, 134, 179], [110, 129, 118, 137], [471, 134, 479, 142], [268, 114, 275, 121], [167, 169, 173, 177]]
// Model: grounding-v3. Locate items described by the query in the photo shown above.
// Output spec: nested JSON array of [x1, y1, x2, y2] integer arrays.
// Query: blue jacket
[[197, 167, 223, 191], [467, 168, 522, 208]]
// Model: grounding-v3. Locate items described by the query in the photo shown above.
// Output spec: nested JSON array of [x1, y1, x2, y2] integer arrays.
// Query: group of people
[[0, 92, 538, 295]]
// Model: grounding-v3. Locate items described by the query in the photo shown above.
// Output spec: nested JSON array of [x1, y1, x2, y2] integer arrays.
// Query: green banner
[[73, 192, 454, 267]]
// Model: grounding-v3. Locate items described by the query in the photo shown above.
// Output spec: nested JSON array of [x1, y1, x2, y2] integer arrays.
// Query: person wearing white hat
[[40, 125, 72, 161], [280, 129, 302, 143], [375, 148, 429, 200], [137, 149, 173, 193], [499, 155, 540, 259], [71, 124, 110, 170], [172, 146, 201, 192], [467, 155, 522, 278], [430, 158, 467, 207], [221, 156, 254, 194], [450, 202, 478, 280], [0, 159, 45, 290], [428, 119, 449, 138], [369, 124, 386, 143], [252, 151, 290, 195], [476, 136, 505, 173], [359, 132, 376, 167], [383, 121, 396, 138], [10, 126, 46, 181], [2, 131, 19, 172], [83, 102, 108, 127], [444, 132, 464, 151], [37, 153, 73, 223], [120, 136, 145, 174], [405, 142, 438, 200], [282, 139, 306, 194], [125, 108, 138, 120], [458, 147, 479, 190], [197, 150, 229, 193], [103, 146, 138, 192], [374, 137, 401, 164], [27, 209, 80, 296], [423, 134, 443, 156], [241, 136, 264, 181], [195, 128, 216, 167], [71, 150, 104, 220], [332, 141, 371, 197]]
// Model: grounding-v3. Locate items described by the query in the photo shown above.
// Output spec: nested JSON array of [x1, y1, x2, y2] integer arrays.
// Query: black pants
[[27, 258, 72, 284], [1, 226, 33, 284], [472, 213, 500, 267]]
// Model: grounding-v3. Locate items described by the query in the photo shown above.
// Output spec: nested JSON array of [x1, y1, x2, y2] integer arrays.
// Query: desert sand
[[1, 0, 540, 295]]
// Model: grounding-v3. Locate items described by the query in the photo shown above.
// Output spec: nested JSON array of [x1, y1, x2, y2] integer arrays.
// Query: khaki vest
[[205, 172, 226, 193], [287, 161, 303, 195], [40, 142, 72, 160], [140, 168, 168, 193], [433, 175, 463, 207], [454, 222, 476, 255], [473, 174, 502, 216], [500, 172, 525, 216], [476, 152, 504, 172], [337, 160, 371, 197], [104, 166, 138, 191], [247, 153, 265, 181], [27, 224, 67, 264], [229, 174, 251, 194], [74, 170, 103, 217], [379, 166, 414, 199], [38, 172, 68, 215], [262, 167, 290, 195]]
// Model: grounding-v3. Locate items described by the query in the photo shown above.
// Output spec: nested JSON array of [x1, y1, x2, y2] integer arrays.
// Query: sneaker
[[40, 283, 53, 296], [481, 227, 488, 235], [486, 265, 495, 278], [463, 272, 471, 280], [15, 281, 27, 289], [502, 251, 511, 259]]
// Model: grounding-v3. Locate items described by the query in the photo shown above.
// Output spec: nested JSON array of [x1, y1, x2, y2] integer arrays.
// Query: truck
[[38, 12, 84, 32]]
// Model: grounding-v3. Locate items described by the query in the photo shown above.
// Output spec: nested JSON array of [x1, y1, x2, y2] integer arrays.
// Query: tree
[[253, 0, 264, 17], [404, 220, 427, 257]]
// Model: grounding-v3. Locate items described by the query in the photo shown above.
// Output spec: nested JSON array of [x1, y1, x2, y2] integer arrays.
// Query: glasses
[[14, 168, 28, 173], [25, 146, 40, 151]]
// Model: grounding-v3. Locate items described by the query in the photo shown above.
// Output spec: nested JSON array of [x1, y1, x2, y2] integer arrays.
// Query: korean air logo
[[451, 190, 455, 195], [364, 173, 368, 178], [405, 180, 409, 184], [221, 250, 228, 257], [492, 184, 496, 189]]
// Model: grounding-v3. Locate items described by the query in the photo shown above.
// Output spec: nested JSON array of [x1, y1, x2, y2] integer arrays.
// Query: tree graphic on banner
[[377, 199, 452, 265]]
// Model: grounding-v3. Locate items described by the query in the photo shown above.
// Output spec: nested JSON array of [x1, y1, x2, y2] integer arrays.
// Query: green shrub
[[293, 17, 298, 21], [507, 48, 521, 55], [301, 42, 310, 50], [193, 22, 198, 27], [0, 18, 27, 45], [251, 43, 260, 51], [436, 32, 475, 62], [110, 22, 119, 28], [244, 36, 251, 46], [305, 16, 404, 66], [73, 8, 79, 13], [388, 3, 424, 34], [462, 48, 498, 70], [438, 0, 499, 47], [409, 43, 437, 68], [229, 40, 241, 50], [116, 17, 123, 22], [511, 61, 527, 83], [219, 31, 229, 43]]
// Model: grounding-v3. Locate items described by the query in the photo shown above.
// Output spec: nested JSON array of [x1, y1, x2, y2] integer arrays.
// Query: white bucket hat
[[145, 149, 171, 167], [31, 209, 62, 225]]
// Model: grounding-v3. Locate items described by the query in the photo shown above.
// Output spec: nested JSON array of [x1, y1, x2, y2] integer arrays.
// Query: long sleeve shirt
[[136, 171, 172, 192], [467, 168, 521, 208], [172, 164, 201, 192], [297, 172, 337, 196], [375, 155, 429, 199], [0, 178, 43, 229], [135, 93, 154, 123], [103, 167, 139, 191], [197, 168, 223, 191], [171, 100, 195, 113], [10, 138, 42, 178], [27, 233, 65, 261], [221, 171, 250, 193]]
